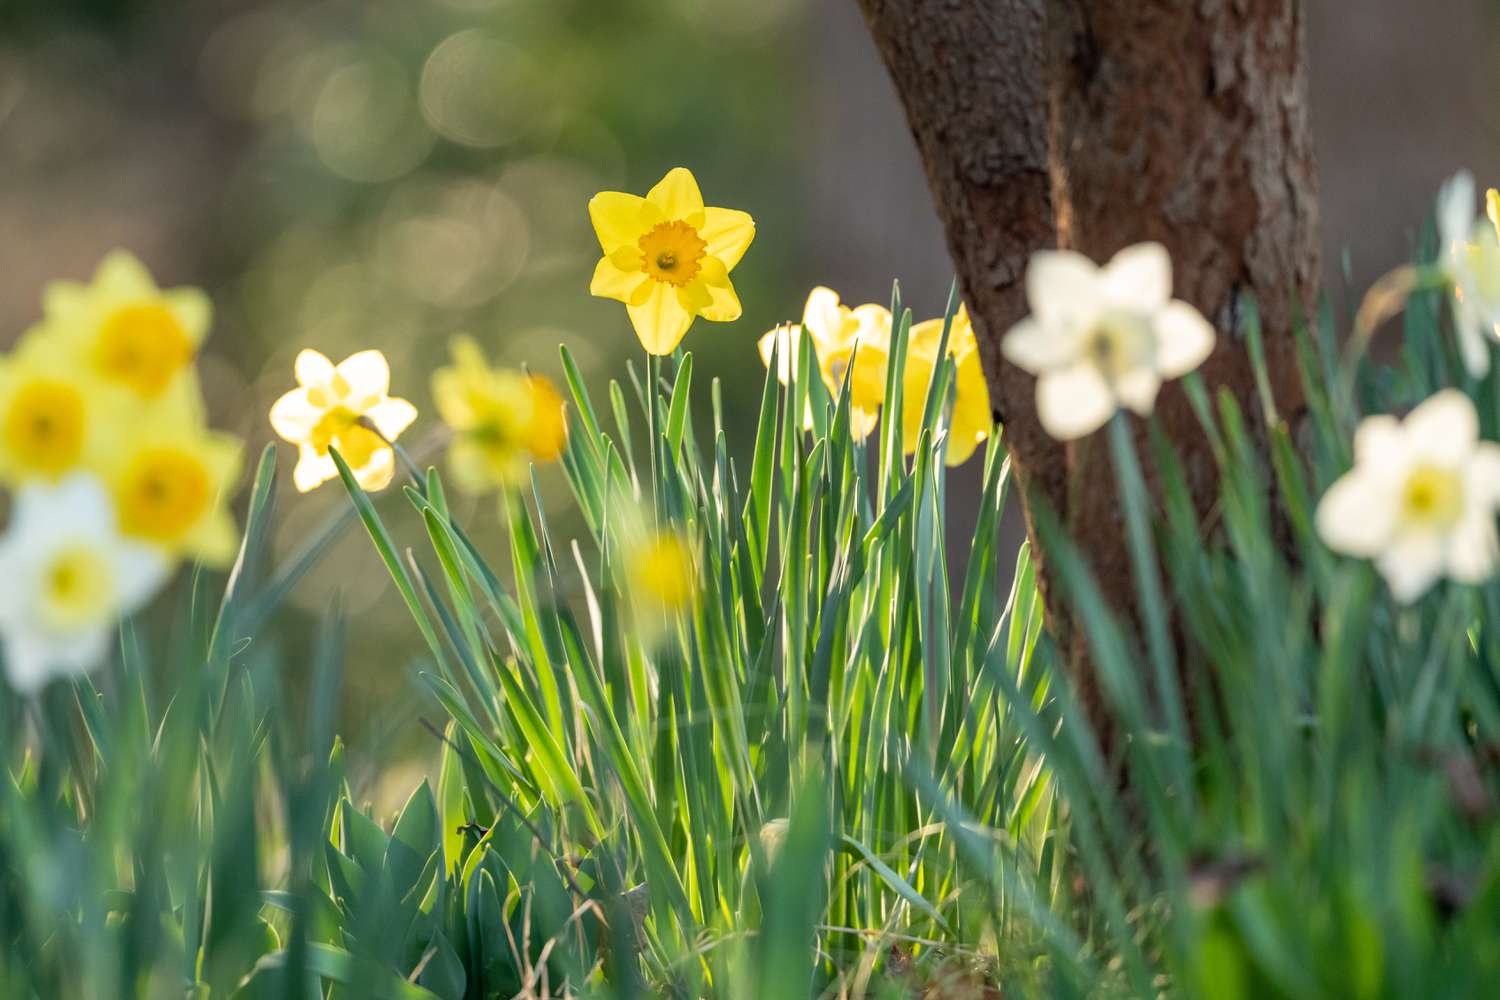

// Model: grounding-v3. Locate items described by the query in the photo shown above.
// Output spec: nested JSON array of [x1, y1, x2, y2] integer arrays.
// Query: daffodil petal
[[293, 445, 337, 493], [646, 167, 705, 224], [627, 282, 695, 355], [367, 396, 418, 441], [589, 192, 655, 253], [295, 349, 336, 388], [1002, 316, 1075, 373], [1352, 415, 1406, 470], [1446, 510, 1499, 583], [591, 255, 646, 303], [696, 260, 741, 322], [801, 287, 844, 346], [96, 250, 156, 297], [269, 387, 322, 442], [1154, 301, 1216, 378], [1467, 441, 1500, 505], [1377, 532, 1446, 603], [1315, 470, 1397, 557], [699, 207, 755, 270], [758, 325, 799, 385], [335, 350, 391, 402], [1034, 363, 1114, 441], [1027, 250, 1102, 329], [1101, 242, 1172, 313], [1404, 389, 1478, 466], [1453, 304, 1491, 378], [1438, 171, 1477, 248], [677, 278, 714, 315], [353, 446, 396, 492]]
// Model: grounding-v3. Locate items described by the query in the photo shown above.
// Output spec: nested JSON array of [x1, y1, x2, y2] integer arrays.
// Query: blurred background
[[2, 0, 1495, 783]]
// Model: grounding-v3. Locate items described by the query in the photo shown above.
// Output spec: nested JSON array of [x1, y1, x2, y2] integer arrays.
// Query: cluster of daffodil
[[0, 252, 243, 692], [269, 337, 567, 495]]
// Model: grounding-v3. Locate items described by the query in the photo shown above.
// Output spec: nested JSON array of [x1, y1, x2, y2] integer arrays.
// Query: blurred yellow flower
[[0, 341, 118, 485], [589, 167, 755, 355], [628, 530, 698, 614], [902, 305, 993, 466], [269, 349, 417, 493], [41, 251, 210, 401], [104, 388, 243, 566], [758, 287, 891, 440], [431, 336, 568, 491]]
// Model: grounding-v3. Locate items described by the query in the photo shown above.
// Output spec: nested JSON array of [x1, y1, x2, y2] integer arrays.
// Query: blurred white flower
[[1002, 243, 1215, 441], [0, 474, 168, 693], [1436, 171, 1500, 378], [1315, 390, 1500, 603]]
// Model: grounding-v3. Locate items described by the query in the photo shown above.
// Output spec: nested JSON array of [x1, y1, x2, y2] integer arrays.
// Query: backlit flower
[[41, 250, 210, 401], [1315, 389, 1500, 602], [1436, 171, 1500, 378], [757, 287, 890, 440], [589, 167, 755, 355], [0, 340, 117, 485], [104, 387, 243, 565], [1002, 243, 1215, 441], [902, 304, 992, 466], [628, 530, 698, 615], [0, 474, 168, 693], [269, 349, 417, 493], [430, 336, 568, 491]]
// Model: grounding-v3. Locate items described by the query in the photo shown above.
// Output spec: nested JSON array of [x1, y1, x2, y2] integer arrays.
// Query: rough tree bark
[[855, 0, 1320, 739]]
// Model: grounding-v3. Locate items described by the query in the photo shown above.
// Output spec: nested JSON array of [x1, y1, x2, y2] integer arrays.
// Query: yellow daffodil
[[902, 305, 993, 466], [0, 339, 119, 485], [627, 530, 698, 615], [589, 167, 755, 355], [430, 336, 568, 491], [103, 386, 243, 566], [269, 349, 417, 493], [41, 250, 210, 401], [757, 287, 891, 440]]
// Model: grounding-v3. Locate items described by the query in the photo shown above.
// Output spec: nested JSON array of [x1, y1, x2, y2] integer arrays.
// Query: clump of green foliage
[[7, 251, 1500, 998]]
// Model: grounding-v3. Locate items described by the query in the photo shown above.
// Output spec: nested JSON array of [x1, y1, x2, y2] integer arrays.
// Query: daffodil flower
[[430, 336, 568, 491], [1316, 389, 1500, 602], [269, 349, 417, 493], [41, 250, 210, 401], [0, 474, 168, 693], [628, 530, 698, 616], [757, 287, 891, 440], [589, 167, 755, 355], [1002, 243, 1215, 441], [1436, 171, 1500, 378], [0, 339, 118, 485], [105, 385, 243, 565], [902, 304, 993, 466]]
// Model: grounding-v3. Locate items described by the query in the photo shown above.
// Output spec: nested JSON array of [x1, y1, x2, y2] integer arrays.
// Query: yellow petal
[[698, 207, 755, 270], [627, 282, 695, 355], [589, 191, 657, 254], [591, 255, 647, 303], [335, 350, 391, 404], [95, 250, 157, 298], [295, 349, 336, 388], [901, 350, 937, 456], [352, 445, 396, 491], [696, 257, 742, 323], [524, 375, 568, 463], [676, 278, 714, 315], [848, 340, 890, 413], [189, 509, 241, 568], [945, 348, 992, 466], [165, 288, 212, 344], [646, 167, 705, 224]]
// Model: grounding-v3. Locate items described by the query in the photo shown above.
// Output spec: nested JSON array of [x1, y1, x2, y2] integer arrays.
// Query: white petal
[[111, 542, 170, 615], [1466, 442, 1500, 506], [850, 304, 892, 347], [293, 445, 337, 493], [1353, 415, 1408, 470], [353, 447, 396, 492], [269, 388, 324, 442], [1315, 471, 1397, 557], [3, 632, 56, 694], [1154, 301, 1217, 378], [1445, 510, 1499, 584], [336, 350, 392, 402], [1002, 316, 1077, 373], [1026, 250, 1102, 329], [1453, 303, 1491, 378], [1438, 171, 1477, 249], [1403, 389, 1478, 466], [1114, 368, 1162, 415], [801, 287, 844, 346], [17, 475, 116, 542], [366, 397, 418, 441], [1100, 242, 1172, 313], [758, 325, 799, 385], [1034, 363, 1115, 441], [1377, 531, 1446, 603], [47, 627, 112, 681], [295, 349, 336, 387]]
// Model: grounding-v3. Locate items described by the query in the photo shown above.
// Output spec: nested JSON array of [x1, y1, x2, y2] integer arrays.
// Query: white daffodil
[[0, 474, 169, 693], [1436, 171, 1500, 378], [1001, 243, 1216, 441], [1315, 389, 1500, 603]]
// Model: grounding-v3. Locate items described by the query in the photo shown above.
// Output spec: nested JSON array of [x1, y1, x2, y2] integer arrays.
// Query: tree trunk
[[855, 0, 1320, 738]]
